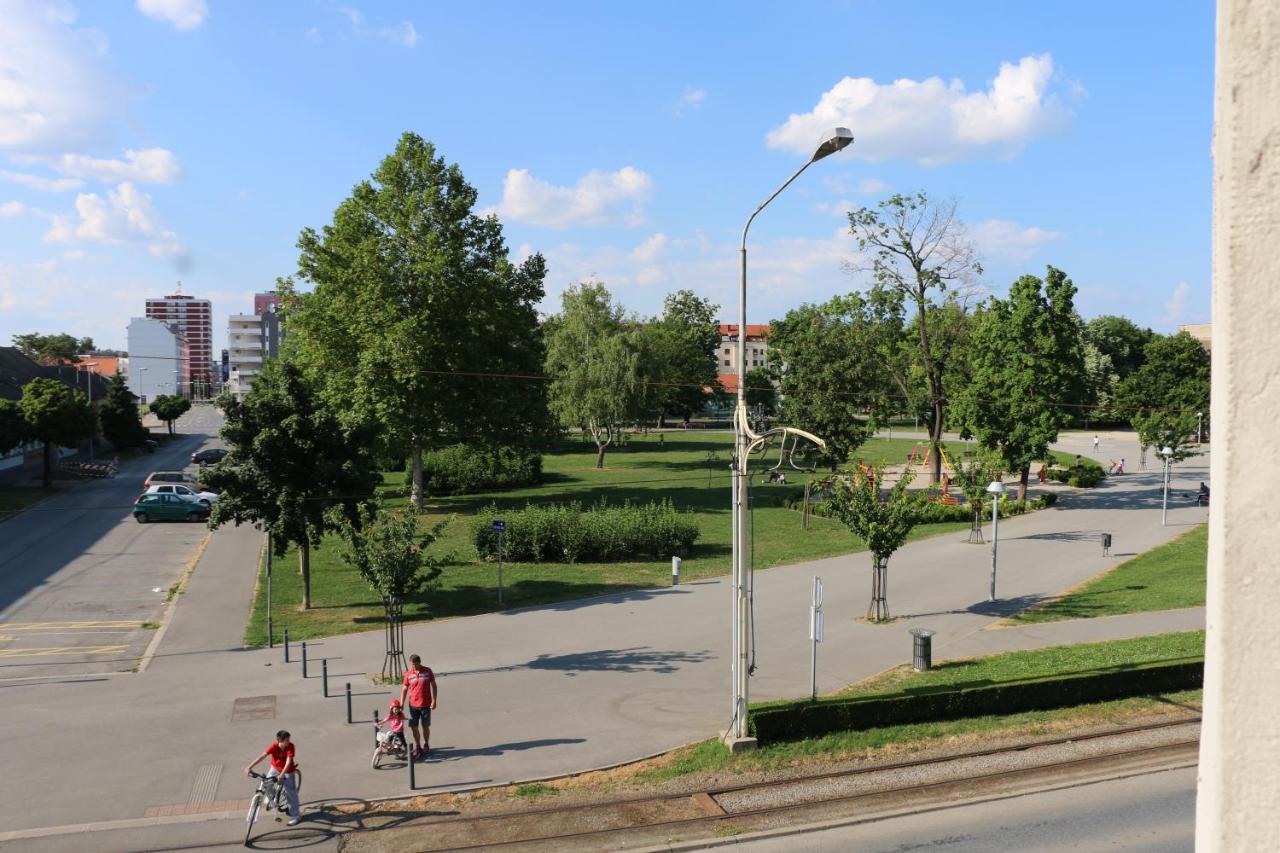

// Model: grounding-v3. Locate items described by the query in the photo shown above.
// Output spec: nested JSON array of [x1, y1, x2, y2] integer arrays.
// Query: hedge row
[[1045, 463, 1106, 488], [748, 659, 1203, 743], [473, 499, 700, 563], [783, 489, 1058, 524], [411, 444, 543, 496]]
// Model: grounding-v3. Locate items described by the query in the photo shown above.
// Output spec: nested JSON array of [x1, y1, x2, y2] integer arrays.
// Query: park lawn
[[0, 485, 58, 521], [1010, 524, 1208, 624], [244, 432, 996, 644]]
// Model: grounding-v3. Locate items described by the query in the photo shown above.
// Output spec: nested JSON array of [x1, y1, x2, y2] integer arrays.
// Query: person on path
[[399, 654, 438, 760], [1093, 435, 1100, 451], [246, 730, 302, 825]]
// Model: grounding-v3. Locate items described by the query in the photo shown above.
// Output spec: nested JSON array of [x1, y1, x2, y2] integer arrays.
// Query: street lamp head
[[986, 481, 1007, 495], [1161, 446, 1174, 457], [810, 127, 854, 162]]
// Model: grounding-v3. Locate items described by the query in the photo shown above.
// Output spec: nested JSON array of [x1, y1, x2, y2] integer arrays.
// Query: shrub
[[784, 488, 1057, 522], [412, 445, 542, 496], [473, 499, 700, 563], [1045, 462, 1106, 488]]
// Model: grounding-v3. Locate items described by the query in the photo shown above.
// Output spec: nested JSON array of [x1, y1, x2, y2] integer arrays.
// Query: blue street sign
[[492, 520, 506, 531]]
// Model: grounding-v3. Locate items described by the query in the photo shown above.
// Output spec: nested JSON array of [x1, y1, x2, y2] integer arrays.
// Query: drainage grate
[[231, 695, 276, 722], [189, 763, 222, 804]]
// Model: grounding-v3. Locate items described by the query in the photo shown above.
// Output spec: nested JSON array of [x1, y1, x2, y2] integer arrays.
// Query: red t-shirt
[[402, 665, 435, 708], [266, 741, 296, 772]]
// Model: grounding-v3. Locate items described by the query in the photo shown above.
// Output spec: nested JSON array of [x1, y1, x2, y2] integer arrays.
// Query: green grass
[[0, 485, 57, 521], [637, 632, 1204, 781], [244, 432, 1078, 645], [1011, 525, 1207, 624], [513, 783, 557, 798]]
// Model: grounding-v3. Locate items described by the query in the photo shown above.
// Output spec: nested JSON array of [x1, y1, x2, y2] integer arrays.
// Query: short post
[[809, 576, 824, 701], [373, 709, 380, 747], [266, 534, 274, 649], [322, 658, 329, 697], [345, 682, 352, 724], [283, 629, 290, 663], [301, 641, 308, 678], [407, 745, 416, 790], [671, 555, 682, 586], [1101, 533, 1112, 557], [492, 520, 506, 605], [911, 628, 935, 671]]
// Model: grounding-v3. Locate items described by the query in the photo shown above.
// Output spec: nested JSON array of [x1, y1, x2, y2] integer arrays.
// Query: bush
[[1045, 462, 1106, 488], [749, 659, 1202, 743], [783, 487, 1057, 523], [473, 499, 700, 563], [412, 445, 542, 496]]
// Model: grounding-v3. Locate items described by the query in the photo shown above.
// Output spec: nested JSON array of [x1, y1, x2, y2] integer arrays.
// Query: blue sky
[[0, 0, 1214, 352]]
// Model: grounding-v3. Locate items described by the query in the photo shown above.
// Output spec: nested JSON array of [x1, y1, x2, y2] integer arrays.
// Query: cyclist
[[246, 730, 302, 825]]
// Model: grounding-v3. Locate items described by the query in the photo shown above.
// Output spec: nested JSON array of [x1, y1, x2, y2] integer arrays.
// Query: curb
[[136, 530, 213, 673]]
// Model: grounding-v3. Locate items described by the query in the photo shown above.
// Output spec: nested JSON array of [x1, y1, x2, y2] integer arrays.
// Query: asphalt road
[[0, 406, 225, 681]]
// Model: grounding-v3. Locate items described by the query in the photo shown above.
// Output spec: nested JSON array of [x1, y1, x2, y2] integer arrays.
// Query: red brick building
[[145, 289, 213, 386]]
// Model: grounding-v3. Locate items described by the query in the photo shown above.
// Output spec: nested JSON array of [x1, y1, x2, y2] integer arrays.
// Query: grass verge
[[1009, 525, 1207, 623], [0, 485, 58, 522]]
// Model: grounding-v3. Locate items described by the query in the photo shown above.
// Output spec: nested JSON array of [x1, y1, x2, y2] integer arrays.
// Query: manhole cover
[[231, 695, 276, 722]]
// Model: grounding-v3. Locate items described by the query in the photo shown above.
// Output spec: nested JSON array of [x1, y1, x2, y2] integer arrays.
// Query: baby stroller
[[372, 700, 409, 768]]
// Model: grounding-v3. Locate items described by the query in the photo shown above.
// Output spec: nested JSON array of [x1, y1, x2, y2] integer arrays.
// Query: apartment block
[[145, 288, 213, 386], [716, 323, 771, 394], [126, 317, 188, 404]]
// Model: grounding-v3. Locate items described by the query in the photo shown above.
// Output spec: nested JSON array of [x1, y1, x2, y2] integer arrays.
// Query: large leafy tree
[[18, 378, 95, 486], [99, 372, 149, 448], [1084, 315, 1155, 380], [826, 466, 919, 621], [767, 290, 901, 466], [11, 333, 95, 364], [635, 290, 720, 426], [0, 399, 26, 456], [205, 361, 381, 609], [1115, 332, 1209, 462], [287, 132, 552, 509], [848, 193, 982, 482], [149, 394, 191, 436], [743, 367, 777, 416], [952, 267, 1086, 498], [545, 281, 642, 468]]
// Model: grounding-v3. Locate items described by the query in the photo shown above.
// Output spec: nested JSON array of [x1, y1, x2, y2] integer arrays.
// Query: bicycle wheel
[[245, 792, 263, 844]]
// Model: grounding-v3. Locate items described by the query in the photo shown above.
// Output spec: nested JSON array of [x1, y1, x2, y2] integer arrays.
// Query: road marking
[[0, 644, 128, 658], [0, 621, 143, 630]]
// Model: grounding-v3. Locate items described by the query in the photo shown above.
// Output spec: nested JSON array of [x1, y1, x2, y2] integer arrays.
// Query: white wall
[[126, 318, 184, 405]]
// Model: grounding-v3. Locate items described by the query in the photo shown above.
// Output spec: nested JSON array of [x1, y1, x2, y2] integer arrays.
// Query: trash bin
[[910, 628, 935, 671], [1101, 533, 1112, 556]]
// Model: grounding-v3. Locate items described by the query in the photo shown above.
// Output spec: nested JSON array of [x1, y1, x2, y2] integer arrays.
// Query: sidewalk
[[0, 432, 1209, 838]]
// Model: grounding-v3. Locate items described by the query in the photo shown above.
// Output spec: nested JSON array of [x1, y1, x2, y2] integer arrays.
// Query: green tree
[[11, 333, 95, 364], [848, 193, 982, 482], [149, 394, 191, 436], [1115, 332, 1209, 462], [0, 399, 27, 455], [204, 361, 381, 609], [952, 267, 1086, 498], [636, 290, 720, 426], [1083, 315, 1155, 379], [743, 367, 777, 416], [340, 506, 445, 679], [545, 282, 642, 468], [99, 372, 148, 448], [826, 466, 919, 620], [287, 132, 552, 510], [951, 454, 997, 542], [18, 378, 95, 487]]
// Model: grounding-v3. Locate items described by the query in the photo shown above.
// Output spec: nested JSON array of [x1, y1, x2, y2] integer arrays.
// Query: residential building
[[716, 323, 771, 394], [1179, 323, 1212, 353], [226, 309, 283, 399], [0, 347, 109, 479], [145, 287, 213, 387], [126, 317, 188, 405], [254, 291, 282, 316], [73, 355, 124, 379]]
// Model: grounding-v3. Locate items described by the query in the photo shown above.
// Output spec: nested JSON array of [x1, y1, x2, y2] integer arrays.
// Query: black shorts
[[409, 705, 432, 726]]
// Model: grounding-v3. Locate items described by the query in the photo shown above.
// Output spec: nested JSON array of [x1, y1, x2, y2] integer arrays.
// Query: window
[[723, 359, 730, 366]]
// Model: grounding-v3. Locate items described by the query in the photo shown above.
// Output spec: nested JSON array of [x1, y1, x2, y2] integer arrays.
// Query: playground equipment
[[905, 441, 957, 477]]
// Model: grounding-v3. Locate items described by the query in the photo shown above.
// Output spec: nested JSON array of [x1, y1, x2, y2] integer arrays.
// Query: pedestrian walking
[[399, 654, 438, 760], [1092, 435, 1100, 451]]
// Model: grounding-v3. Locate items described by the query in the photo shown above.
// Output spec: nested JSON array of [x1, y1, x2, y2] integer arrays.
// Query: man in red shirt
[[398, 654, 438, 760], [246, 730, 302, 825]]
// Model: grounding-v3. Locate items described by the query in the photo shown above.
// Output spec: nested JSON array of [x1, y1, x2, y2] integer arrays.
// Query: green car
[[133, 493, 211, 523]]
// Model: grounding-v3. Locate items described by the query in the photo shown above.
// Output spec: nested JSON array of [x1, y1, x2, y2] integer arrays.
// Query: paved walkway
[[0, 430, 1209, 840]]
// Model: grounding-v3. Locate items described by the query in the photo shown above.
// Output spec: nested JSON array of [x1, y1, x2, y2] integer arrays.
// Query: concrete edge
[[135, 530, 213, 673], [0, 808, 245, 842]]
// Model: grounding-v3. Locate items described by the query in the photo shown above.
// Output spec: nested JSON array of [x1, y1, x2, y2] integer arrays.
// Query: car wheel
[[136, 513, 148, 524], [186, 511, 202, 522], [200, 499, 211, 506]]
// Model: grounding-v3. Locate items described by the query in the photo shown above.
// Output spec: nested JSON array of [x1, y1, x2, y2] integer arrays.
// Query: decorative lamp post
[[1161, 446, 1174, 526], [986, 481, 1007, 602], [726, 126, 853, 750], [1197, 412, 1204, 444]]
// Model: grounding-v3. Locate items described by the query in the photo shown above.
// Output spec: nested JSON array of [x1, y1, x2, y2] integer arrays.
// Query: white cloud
[[0, 1, 128, 152], [1163, 280, 1192, 324], [969, 218, 1063, 262], [0, 200, 25, 217], [495, 166, 653, 228], [767, 54, 1076, 165], [338, 6, 420, 47], [47, 147, 182, 184], [674, 87, 706, 116], [44, 181, 183, 256], [0, 169, 83, 191], [136, 0, 207, 30]]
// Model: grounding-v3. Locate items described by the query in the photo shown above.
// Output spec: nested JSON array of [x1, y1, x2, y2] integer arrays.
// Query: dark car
[[191, 448, 229, 465], [133, 493, 210, 523]]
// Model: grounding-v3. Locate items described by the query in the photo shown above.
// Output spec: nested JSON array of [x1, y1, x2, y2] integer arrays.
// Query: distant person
[[399, 654, 438, 760], [246, 730, 302, 825], [1198, 482, 1211, 505], [1037, 464, 1047, 484], [1074, 454, 1082, 469], [1115, 458, 1126, 474], [1093, 435, 1100, 451]]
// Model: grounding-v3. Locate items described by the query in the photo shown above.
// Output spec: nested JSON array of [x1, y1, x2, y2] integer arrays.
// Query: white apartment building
[[716, 323, 771, 394], [126, 317, 188, 404], [226, 310, 283, 399]]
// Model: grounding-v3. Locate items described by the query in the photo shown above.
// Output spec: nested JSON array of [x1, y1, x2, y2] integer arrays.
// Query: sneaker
[[411, 747, 423, 760], [287, 816, 301, 826]]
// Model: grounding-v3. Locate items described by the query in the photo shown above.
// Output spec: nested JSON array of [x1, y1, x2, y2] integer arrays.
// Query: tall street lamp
[[986, 481, 1007, 602], [138, 366, 149, 407], [726, 127, 853, 750], [77, 362, 98, 461], [1197, 412, 1204, 444], [1161, 446, 1174, 526]]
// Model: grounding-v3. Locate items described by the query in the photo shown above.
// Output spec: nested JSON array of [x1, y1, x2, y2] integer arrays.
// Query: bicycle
[[244, 770, 302, 843]]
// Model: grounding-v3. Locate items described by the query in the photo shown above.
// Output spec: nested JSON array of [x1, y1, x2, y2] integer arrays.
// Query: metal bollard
[[283, 629, 290, 663], [1101, 533, 1112, 556], [301, 641, 308, 678], [345, 682, 352, 724], [408, 745, 416, 790], [373, 709, 381, 747], [910, 628, 935, 671], [322, 659, 328, 697], [671, 555, 681, 586]]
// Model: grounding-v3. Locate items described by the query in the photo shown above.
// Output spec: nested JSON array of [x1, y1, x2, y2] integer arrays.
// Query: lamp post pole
[[1161, 446, 1174, 526], [987, 481, 1006, 602], [727, 127, 853, 749], [78, 362, 98, 461], [1197, 412, 1204, 444]]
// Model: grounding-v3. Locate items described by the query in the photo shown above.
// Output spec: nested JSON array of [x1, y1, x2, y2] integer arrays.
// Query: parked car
[[191, 447, 229, 465], [142, 439, 159, 453], [144, 483, 220, 506], [133, 493, 210, 523], [144, 470, 203, 490]]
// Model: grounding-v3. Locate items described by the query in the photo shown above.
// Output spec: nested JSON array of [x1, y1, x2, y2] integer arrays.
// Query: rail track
[[337, 715, 1201, 852]]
